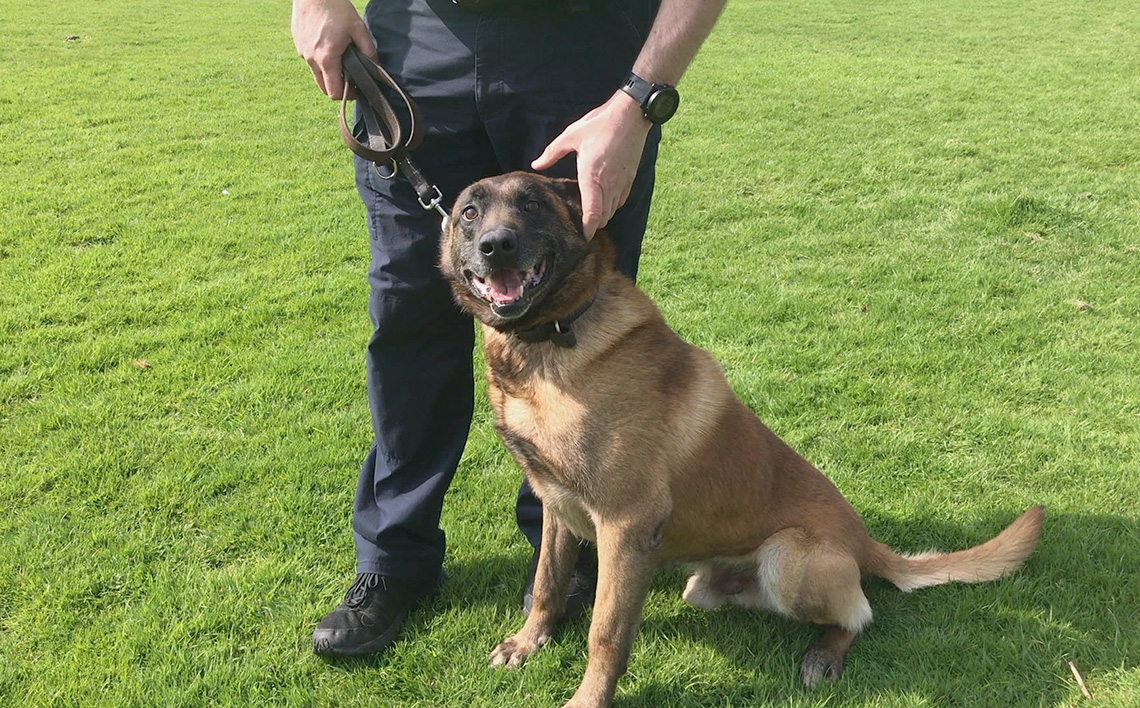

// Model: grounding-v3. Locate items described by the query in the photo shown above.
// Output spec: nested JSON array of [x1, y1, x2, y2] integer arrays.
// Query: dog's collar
[[513, 298, 595, 348]]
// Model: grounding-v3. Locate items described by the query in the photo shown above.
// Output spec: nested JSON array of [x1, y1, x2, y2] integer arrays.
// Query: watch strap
[[621, 73, 654, 108]]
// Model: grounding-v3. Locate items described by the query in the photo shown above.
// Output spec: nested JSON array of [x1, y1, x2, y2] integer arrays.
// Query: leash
[[338, 44, 449, 227]]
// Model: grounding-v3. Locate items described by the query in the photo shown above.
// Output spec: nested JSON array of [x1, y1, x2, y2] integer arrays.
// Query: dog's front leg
[[490, 510, 580, 668], [563, 519, 660, 708]]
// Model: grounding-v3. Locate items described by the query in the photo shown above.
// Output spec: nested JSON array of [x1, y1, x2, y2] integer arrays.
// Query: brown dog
[[439, 171, 1043, 708]]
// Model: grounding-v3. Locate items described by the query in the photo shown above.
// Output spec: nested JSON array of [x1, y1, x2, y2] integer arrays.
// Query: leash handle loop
[[338, 45, 425, 163], [339, 44, 448, 227]]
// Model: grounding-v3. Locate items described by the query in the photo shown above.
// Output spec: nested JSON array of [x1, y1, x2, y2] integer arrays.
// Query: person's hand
[[291, 0, 378, 99], [531, 92, 652, 239]]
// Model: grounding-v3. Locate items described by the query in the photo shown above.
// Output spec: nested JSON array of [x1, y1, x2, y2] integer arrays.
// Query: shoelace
[[344, 573, 384, 608]]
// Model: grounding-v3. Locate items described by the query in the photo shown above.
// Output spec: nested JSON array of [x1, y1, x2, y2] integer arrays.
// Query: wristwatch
[[620, 73, 680, 125]]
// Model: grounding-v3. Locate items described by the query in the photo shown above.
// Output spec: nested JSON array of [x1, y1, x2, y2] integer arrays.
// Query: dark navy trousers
[[352, 0, 661, 580]]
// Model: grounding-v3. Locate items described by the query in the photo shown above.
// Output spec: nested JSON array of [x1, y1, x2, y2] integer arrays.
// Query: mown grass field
[[2, 0, 1138, 706]]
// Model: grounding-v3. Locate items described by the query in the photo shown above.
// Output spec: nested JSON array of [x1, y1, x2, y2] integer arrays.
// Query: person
[[291, 0, 725, 657]]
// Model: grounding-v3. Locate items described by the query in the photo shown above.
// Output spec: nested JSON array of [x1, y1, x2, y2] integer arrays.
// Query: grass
[[1, 0, 1138, 705]]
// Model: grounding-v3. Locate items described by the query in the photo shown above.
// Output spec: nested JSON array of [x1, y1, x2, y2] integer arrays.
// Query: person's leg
[[314, 0, 498, 656], [351, 0, 494, 584], [351, 164, 477, 584]]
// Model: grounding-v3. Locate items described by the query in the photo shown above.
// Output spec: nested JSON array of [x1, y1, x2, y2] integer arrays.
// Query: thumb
[[350, 23, 378, 60], [531, 131, 575, 171]]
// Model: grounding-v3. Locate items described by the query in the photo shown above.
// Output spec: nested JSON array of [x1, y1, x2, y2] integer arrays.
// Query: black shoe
[[312, 572, 440, 657], [521, 544, 597, 620]]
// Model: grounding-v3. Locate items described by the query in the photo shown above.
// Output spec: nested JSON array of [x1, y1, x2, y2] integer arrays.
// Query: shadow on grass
[[316, 509, 1138, 707], [627, 508, 1139, 707]]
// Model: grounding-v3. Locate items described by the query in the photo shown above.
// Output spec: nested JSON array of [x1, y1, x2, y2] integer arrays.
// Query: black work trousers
[[352, 0, 661, 580]]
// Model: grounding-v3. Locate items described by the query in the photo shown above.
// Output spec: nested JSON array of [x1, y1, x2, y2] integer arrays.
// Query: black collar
[[513, 298, 595, 348]]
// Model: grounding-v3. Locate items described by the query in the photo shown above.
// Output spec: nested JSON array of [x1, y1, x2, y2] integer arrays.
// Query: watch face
[[648, 87, 679, 123]]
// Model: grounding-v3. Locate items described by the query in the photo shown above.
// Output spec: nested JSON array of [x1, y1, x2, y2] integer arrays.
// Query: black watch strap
[[621, 73, 654, 107], [620, 72, 679, 125]]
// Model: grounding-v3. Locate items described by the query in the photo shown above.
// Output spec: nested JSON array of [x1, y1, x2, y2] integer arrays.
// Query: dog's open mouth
[[469, 258, 548, 306]]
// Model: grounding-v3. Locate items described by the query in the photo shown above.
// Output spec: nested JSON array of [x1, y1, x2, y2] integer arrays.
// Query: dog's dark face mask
[[440, 172, 597, 331]]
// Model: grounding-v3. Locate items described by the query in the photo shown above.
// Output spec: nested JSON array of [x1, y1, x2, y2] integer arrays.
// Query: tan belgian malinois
[[439, 171, 1044, 708]]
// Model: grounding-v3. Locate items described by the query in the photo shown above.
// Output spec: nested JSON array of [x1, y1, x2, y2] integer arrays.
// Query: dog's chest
[[495, 376, 588, 477], [491, 375, 599, 539]]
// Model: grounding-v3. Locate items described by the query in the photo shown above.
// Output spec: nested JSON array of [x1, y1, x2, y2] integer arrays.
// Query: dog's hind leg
[[682, 563, 723, 609], [753, 528, 872, 688]]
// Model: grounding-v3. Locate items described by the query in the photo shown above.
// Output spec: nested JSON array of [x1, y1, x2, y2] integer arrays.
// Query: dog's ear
[[547, 177, 584, 229]]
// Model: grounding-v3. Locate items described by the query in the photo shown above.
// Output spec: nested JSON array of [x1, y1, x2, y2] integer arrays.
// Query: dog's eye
[[462, 205, 479, 221], [524, 200, 540, 213]]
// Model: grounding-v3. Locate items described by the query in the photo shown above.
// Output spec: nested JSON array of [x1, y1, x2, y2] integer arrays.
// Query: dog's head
[[440, 172, 610, 331]]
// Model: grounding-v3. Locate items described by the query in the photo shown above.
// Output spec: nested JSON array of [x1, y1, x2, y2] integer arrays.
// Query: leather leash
[[338, 44, 449, 226]]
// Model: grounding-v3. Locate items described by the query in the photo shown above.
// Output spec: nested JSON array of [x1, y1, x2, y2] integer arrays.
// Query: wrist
[[612, 90, 653, 128]]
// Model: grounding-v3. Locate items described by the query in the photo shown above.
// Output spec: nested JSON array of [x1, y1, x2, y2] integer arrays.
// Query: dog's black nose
[[478, 229, 519, 266]]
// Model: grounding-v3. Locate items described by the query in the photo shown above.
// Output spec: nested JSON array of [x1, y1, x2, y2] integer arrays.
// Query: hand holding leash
[[291, 0, 378, 100], [338, 45, 448, 228]]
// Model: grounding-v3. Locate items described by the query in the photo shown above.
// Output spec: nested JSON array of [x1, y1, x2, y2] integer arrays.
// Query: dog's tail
[[867, 505, 1044, 592]]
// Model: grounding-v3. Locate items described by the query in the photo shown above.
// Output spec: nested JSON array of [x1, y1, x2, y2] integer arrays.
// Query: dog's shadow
[[622, 508, 1139, 707], [323, 509, 1137, 707]]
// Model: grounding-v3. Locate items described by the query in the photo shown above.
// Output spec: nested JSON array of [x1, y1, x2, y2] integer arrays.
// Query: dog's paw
[[800, 647, 844, 689], [681, 573, 725, 610], [489, 634, 548, 669]]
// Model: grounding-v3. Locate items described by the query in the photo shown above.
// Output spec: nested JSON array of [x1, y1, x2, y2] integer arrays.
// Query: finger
[[583, 210, 601, 238], [324, 70, 347, 100], [600, 186, 628, 228], [598, 173, 625, 229], [307, 60, 329, 97], [580, 177, 605, 240], [313, 48, 347, 99], [351, 24, 379, 61], [531, 132, 574, 171], [599, 192, 620, 231]]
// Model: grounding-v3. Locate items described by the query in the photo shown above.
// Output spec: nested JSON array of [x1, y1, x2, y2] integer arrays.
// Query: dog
[[438, 171, 1043, 708]]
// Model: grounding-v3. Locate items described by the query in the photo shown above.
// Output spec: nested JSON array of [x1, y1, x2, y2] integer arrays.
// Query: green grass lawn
[[2, 0, 1138, 705]]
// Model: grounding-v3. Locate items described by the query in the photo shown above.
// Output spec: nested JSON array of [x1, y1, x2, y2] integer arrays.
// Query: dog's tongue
[[487, 269, 524, 304]]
